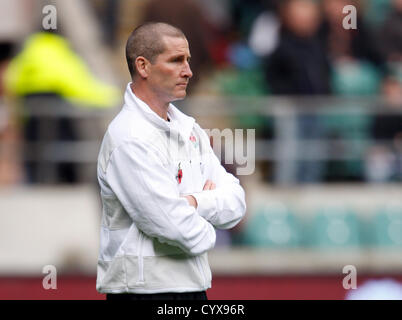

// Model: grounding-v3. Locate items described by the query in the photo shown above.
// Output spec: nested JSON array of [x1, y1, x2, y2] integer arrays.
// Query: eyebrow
[[170, 54, 191, 60]]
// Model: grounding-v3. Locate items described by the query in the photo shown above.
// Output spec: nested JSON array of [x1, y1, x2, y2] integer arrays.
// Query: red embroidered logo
[[176, 162, 183, 184]]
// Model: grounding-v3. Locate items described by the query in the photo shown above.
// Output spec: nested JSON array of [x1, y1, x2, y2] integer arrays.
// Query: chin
[[172, 91, 187, 101]]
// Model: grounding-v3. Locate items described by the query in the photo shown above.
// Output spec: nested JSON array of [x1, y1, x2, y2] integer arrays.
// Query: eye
[[171, 56, 183, 63]]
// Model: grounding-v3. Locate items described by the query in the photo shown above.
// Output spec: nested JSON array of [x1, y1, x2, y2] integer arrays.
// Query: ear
[[135, 56, 150, 79]]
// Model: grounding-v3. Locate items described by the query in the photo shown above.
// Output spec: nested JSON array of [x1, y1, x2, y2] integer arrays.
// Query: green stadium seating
[[372, 204, 402, 247], [331, 60, 381, 96], [240, 202, 300, 248], [215, 67, 268, 96], [308, 205, 361, 249], [358, 215, 376, 247]]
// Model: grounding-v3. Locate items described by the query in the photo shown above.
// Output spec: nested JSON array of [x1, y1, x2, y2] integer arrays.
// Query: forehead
[[159, 36, 190, 56]]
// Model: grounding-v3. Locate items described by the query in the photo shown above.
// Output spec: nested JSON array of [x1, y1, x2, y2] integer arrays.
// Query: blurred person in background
[[319, 0, 387, 95], [4, 30, 120, 184], [97, 22, 246, 300], [0, 42, 22, 185], [262, 0, 331, 183], [377, 0, 402, 64], [378, 0, 402, 89], [364, 0, 402, 183], [365, 77, 402, 182], [248, 0, 280, 60], [319, 0, 395, 182], [264, 0, 331, 95]]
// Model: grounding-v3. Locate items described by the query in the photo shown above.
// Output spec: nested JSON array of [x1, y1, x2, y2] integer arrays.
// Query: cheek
[[151, 74, 173, 90], [158, 70, 176, 84], [150, 67, 180, 93]]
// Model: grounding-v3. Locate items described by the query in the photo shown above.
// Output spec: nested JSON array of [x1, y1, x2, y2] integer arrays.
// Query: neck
[[130, 82, 169, 121]]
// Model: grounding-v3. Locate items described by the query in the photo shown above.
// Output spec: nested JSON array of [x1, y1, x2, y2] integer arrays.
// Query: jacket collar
[[123, 82, 195, 142]]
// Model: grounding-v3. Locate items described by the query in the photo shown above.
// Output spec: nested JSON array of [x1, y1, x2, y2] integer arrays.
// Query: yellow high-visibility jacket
[[5, 32, 120, 108]]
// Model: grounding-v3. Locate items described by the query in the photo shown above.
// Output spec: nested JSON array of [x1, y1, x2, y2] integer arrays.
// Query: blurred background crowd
[[1, 0, 402, 299], [1, 0, 402, 185]]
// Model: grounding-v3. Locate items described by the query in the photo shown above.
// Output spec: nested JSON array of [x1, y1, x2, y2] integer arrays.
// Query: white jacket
[[96, 83, 246, 293]]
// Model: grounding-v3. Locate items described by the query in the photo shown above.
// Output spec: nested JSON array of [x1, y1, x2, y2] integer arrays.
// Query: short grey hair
[[125, 22, 186, 78]]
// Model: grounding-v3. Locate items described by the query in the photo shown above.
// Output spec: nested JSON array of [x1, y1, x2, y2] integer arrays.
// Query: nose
[[181, 61, 193, 79]]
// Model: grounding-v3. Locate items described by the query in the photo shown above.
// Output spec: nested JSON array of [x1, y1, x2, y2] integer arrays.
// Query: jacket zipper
[[138, 232, 145, 284], [188, 134, 206, 287]]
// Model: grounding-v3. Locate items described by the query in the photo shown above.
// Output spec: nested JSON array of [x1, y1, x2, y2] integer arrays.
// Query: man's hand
[[182, 180, 216, 208], [203, 179, 216, 191], [183, 195, 198, 208]]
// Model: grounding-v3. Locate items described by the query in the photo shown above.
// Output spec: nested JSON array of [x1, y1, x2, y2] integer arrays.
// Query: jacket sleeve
[[105, 139, 216, 256], [191, 128, 247, 230]]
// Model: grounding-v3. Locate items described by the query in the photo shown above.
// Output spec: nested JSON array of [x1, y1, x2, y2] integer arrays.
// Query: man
[[96, 22, 246, 300]]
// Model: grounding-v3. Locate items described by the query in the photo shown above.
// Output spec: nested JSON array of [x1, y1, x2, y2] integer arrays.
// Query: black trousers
[[106, 291, 207, 301]]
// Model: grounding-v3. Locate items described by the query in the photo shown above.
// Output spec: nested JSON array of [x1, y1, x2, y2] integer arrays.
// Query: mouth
[[177, 83, 188, 87]]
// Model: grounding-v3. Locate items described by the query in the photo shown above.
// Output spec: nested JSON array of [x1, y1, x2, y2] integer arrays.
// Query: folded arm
[[105, 140, 216, 256], [191, 129, 247, 230]]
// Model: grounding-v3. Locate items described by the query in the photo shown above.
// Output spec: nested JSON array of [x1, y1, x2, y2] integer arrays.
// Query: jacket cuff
[[192, 190, 217, 222]]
